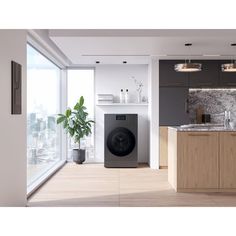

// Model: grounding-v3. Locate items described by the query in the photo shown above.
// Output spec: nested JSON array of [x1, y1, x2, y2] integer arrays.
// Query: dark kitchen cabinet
[[159, 87, 189, 126], [189, 60, 219, 88], [159, 60, 189, 87], [219, 60, 236, 87]]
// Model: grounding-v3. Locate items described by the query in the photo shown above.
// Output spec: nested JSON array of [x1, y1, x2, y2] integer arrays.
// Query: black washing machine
[[104, 114, 138, 168]]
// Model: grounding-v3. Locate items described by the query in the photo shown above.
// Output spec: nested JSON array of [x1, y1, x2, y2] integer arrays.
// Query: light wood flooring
[[28, 163, 236, 207]]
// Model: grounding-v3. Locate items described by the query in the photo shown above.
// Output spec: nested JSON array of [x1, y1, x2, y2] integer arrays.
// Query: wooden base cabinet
[[178, 132, 219, 189], [220, 132, 236, 188], [168, 129, 236, 192], [160, 126, 168, 168]]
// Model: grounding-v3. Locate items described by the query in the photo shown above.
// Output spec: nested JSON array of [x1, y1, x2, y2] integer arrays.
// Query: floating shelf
[[96, 103, 148, 106]]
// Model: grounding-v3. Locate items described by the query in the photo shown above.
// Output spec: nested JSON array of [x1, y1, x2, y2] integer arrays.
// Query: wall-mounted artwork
[[11, 61, 22, 114]]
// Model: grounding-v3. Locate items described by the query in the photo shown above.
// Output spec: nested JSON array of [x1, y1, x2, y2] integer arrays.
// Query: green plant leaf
[[57, 116, 66, 124], [57, 95, 94, 143], [66, 108, 71, 117], [79, 96, 84, 106], [68, 128, 74, 137], [63, 120, 68, 129], [74, 102, 80, 111]]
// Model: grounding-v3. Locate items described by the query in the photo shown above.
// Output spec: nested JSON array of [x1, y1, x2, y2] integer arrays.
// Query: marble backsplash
[[188, 89, 236, 124]]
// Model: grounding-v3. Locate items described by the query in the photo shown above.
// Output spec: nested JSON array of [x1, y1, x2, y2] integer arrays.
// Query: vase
[[137, 91, 142, 103]]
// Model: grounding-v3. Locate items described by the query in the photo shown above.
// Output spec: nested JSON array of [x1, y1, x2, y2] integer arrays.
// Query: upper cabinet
[[189, 60, 219, 88], [159, 87, 189, 126], [159, 60, 188, 87], [219, 60, 236, 87], [159, 59, 236, 88]]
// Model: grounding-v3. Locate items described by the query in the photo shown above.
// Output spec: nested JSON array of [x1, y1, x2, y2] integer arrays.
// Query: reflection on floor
[[28, 163, 236, 207]]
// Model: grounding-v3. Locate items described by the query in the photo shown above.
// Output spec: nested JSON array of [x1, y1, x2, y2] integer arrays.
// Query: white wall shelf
[[96, 103, 148, 106]]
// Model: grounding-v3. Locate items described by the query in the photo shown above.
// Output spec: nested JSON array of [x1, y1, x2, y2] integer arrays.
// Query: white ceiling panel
[[48, 30, 236, 65]]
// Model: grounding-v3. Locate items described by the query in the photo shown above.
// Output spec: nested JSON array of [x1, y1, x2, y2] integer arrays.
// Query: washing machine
[[104, 114, 138, 168]]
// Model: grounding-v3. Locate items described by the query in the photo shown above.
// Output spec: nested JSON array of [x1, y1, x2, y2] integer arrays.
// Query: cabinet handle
[[198, 83, 212, 85], [188, 134, 210, 136], [230, 133, 236, 136], [185, 99, 189, 114], [163, 83, 183, 86], [226, 83, 236, 86]]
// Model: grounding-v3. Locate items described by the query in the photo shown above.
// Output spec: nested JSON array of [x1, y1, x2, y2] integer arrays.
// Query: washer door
[[107, 127, 136, 157]]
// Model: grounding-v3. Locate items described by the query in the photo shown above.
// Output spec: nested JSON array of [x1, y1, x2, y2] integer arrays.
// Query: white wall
[[148, 57, 159, 169], [95, 65, 149, 163], [0, 30, 27, 206], [95, 65, 148, 103]]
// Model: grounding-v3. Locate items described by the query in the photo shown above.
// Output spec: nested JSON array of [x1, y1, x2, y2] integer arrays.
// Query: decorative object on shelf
[[142, 96, 148, 103], [97, 94, 114, 104], [221, 43, 236, 72], [202, 114, 211, 123], [174, 43, 202, 72], [196, 105, 204, 124], [11, 61, 22, 114], [57, 96, 95, 164], [224, 110, 231, 129], [125, 89, 129, 103], [133, 76, 143, 103], [120, 89, 125, 103]]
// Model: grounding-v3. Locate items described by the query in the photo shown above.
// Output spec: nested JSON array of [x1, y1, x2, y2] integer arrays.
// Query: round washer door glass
[[107, 127, 136, 156]]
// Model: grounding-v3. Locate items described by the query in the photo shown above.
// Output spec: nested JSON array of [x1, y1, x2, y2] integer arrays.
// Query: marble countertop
[[169, 124, 236, 132]]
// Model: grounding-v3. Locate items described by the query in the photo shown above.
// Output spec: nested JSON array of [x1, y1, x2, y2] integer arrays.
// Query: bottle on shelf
[[120, 89, 125, 103], [125, 89, 129, 103]]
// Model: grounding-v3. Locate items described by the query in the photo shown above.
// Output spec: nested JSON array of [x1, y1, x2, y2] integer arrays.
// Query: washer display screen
[[116, 115, 126, 120]]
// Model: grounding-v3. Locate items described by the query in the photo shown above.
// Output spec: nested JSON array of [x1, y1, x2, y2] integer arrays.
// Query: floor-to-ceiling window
[[67, 69, 95, 161], [27, 44, 63, 190]]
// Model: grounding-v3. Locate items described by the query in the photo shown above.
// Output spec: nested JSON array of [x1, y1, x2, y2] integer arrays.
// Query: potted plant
[[57, 96, 94, 164]]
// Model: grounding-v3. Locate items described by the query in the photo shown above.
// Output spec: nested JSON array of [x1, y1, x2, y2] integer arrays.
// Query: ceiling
[[48, 30, 236, 65]]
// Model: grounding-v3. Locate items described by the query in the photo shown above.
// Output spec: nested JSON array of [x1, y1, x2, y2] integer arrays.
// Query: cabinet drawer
[[220, 132, 236, 188], [178, 132, 219, 189]]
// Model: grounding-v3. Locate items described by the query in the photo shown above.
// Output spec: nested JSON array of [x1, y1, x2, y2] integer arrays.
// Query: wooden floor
[[28, 163, 236, 207]]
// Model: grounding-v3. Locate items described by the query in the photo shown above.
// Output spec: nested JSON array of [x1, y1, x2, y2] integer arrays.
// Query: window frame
[[26, 37, 67, 196], [66, 67, 96, 162]]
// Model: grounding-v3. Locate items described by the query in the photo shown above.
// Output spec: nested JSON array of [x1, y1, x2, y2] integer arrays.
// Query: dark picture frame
[[11, 61, 22, 114]]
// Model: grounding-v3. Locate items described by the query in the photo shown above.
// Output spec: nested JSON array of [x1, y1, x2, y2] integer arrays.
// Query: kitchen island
[[168, 126, 236, 192]]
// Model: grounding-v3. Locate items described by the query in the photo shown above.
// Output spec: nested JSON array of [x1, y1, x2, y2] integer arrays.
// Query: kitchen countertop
[[169, 124, 236, 132]]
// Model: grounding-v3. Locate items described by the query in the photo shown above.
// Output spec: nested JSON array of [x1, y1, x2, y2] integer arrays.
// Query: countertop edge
[[167, 126, 236, 132]]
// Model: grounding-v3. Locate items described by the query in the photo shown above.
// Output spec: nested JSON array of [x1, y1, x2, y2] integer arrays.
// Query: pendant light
[[221, 43, 236, 72], [175, 43, 202, 72]]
